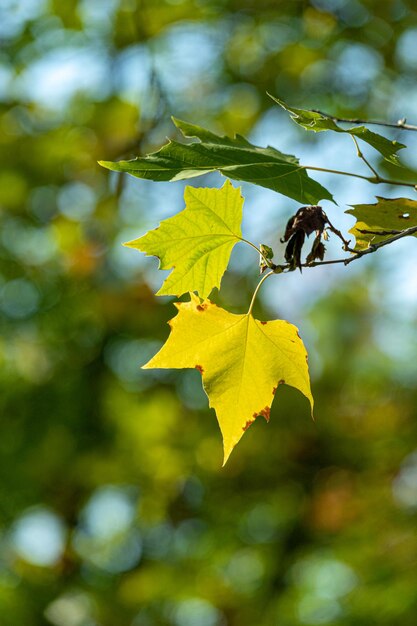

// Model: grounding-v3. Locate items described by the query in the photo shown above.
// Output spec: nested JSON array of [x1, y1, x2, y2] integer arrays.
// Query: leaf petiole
[[240, 237, 276, 269], [304, 165, 417, 189], [247, 270, 275, 315], [350, 134, 380, 179]]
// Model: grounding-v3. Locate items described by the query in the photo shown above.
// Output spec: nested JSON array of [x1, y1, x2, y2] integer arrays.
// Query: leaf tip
[[267, 92, 282, 105], [222, 446, 233, 467], [122, 239, 140, 249], [189, 292, 203, 305], [308, 394, 315, 421]]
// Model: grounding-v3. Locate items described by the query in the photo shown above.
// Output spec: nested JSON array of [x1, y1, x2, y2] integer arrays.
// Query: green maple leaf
[[143, 294, 313, 465], [99, 118, 333, 204], [125, 180, 244, 298], [270, 95, 406, 166], [346, 196, 417, 250]]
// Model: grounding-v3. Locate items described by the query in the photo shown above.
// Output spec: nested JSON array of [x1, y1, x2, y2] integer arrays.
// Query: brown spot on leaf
[[242, 419, 254, 432], [260, 321, 267, 325], [272, 378, 285, 395], [196, 303, 207, 311], [273, 379, 285, 395], [254, 406, 270, 423], [195, 364, 204, 374]]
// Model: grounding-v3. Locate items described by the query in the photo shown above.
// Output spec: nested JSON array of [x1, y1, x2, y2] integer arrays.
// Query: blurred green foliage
[[2, 1, 417, 625]]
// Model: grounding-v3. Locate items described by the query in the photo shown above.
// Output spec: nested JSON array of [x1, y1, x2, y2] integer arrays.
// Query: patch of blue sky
[[116, 44, 153, 107], [151, 22, 224, 95], [21, 22, 87, 60], [9, 506, 66, 567], [73, 485, 142, 573], [390, 78, 417, 141], [396, 27, 417, 71], [0, 62, 14, 102], [78, 0, 119, 34], [0, 0, 48, 40], [15, 45, 112, 109], [333, 43, 383, 95]]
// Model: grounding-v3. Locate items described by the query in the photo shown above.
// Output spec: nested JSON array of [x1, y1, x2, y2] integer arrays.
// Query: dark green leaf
[[99, 118, 334, 204], [270, 95, 406, 166]]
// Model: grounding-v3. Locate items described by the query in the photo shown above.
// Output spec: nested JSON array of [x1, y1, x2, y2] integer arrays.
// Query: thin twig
[[243, 222, 417, 289], [350, 134, 380, 179], [357, 228, 403, 236], [288, 224, 417, 271], [240, 238, 274, 268], [304, 165, 417, 190], [324, 216, 352, 250], [304, 165, 373, 182], [312, 109, 417, 132], [245, 226, 417, 311], [345, 224, 417, 262], [375, 176, 417, 189]]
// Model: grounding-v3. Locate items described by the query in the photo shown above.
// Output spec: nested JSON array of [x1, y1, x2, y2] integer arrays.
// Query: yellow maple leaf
[[124, 180, 243, 299], [143, 294, 313, 465]]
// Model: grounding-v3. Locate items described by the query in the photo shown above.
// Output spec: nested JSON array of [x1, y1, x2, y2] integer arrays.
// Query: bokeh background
[[2, 1, 417, 624]]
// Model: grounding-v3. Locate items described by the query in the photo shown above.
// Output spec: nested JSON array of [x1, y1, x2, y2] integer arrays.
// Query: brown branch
[[275, 224, 417, 271], [325, 217, 352, 250], [312, 109, 417, 132], [252, 225, 417, 314], [357, 228, 403, 236]]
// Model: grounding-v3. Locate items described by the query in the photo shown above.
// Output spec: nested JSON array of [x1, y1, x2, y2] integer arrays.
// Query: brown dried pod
[[281, 205, 328, 270]]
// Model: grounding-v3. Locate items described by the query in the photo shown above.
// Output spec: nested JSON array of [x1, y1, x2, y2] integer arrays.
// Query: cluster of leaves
[[100, 97, 417, 464], [125, 180, 313, 464]]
